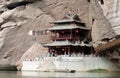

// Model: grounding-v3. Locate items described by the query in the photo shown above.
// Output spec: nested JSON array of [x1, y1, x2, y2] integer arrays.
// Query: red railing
[[51, 36, 79, 40]]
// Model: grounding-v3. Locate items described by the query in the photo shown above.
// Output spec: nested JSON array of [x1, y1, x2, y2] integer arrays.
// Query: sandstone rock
[[16, 42, 48, 69], [90, 0, 116, 48], [9, 0, 40, 3], [0, 0, 55, 65], [0, 0, 119, 69], [103, 0, 120, 36], [1, 21, 17, 28], [21, 42, 48, 60]]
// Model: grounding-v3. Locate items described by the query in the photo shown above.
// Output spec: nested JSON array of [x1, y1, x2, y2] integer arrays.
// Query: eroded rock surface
[[0, 0, 119, 69], [0, 0, 90, 66]]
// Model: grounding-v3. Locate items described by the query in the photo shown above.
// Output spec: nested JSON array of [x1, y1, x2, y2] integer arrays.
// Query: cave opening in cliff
[[87, 0, 90, 2], [92, 18, 95, 24], [99, 0, 104, 4], [5, 1, 33, 10]]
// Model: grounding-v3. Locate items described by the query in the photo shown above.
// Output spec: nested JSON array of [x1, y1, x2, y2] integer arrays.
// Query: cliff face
[[91, 0, 120, 63], [103, 0, 120, 36], [91, 0, 120, 52], [91, 0, 116, 47], [0, 0, 91, 66], [0, 0, 119, 68]]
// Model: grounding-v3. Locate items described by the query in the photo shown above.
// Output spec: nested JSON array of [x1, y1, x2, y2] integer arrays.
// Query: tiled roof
[[44, 40, 73, 46], [44, 40, 92, 47], [48, 25, 89, 30], [50, 19, 84, 24]]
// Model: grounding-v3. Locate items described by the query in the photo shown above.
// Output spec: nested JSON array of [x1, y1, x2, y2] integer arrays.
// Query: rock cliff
[[0, 0, 119, 69], [0, 0, 91, 67]]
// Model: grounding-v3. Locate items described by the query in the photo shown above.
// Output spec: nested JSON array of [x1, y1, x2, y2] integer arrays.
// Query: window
[[92, 18, 95, 24], [100, 0, 104, 4], [87, 0, 90, 2]]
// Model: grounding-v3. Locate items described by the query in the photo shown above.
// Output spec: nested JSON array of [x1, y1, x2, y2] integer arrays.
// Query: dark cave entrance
[[5, 1, 33, 10]]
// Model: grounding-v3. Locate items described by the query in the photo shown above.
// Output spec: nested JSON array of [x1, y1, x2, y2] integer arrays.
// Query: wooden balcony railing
[[51, 36, 80, 40]]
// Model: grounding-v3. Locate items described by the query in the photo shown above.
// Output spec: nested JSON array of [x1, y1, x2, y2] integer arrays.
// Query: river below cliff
[[0, 71, 120, 78]]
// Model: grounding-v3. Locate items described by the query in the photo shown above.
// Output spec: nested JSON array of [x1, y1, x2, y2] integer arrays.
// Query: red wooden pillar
[[70, 30, 72, 39]]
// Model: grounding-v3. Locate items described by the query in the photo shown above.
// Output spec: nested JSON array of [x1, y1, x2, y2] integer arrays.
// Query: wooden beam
[[95, 38, 120, 54]]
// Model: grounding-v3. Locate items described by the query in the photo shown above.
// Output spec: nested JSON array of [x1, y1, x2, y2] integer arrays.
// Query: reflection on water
[[0, 71, 120, 78]]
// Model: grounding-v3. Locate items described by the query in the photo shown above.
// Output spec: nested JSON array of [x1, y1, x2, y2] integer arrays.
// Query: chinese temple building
[[22, 14, 119, 72], [44, 14, 93, 56]]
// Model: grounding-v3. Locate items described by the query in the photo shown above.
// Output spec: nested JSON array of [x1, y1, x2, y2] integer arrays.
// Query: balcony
[[51, 36, 80, 40]]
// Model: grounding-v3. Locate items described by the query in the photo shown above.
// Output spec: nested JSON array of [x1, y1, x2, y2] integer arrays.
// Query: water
[[0, 71, 120, 78]]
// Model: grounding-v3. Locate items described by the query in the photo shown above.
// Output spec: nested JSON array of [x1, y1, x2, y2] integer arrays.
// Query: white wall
[[54, 57, 119, 71], [22, 56, 119, 71], [22, 61, 40, 71]]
